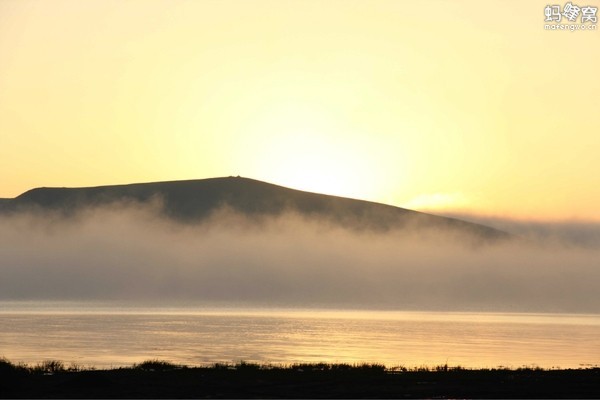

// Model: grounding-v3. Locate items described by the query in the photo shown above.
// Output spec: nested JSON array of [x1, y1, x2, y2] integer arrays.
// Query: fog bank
[[1, 205, 598, 313]]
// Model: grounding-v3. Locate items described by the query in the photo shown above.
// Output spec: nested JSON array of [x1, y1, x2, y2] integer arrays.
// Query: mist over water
[[442, 212, 600, 250], [1, 204, 599, 313]]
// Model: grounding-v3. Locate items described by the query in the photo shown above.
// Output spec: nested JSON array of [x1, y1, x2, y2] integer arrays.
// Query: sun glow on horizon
[[228, 100, 396, 201]]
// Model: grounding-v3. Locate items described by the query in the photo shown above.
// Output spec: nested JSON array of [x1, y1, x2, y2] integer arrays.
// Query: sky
[[1, 0, 599, 220]]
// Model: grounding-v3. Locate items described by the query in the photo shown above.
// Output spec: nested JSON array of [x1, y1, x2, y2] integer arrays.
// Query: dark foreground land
[[1, 359, 599, 399]]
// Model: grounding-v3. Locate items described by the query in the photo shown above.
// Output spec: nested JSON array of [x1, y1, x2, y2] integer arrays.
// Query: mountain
[[0, 177, 509, 240]]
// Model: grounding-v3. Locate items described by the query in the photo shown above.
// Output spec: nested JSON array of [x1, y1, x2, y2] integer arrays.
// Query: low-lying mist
[[1, 203, 599, 313], [442, 212, 600, 249]]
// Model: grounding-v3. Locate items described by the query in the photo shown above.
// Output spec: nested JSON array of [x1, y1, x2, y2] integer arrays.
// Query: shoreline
[[2, 358, 599, 398]]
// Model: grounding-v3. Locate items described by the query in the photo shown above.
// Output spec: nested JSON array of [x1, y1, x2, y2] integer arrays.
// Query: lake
[[1, 302, 599, 369]]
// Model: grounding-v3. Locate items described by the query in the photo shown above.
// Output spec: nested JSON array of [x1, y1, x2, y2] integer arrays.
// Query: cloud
[[0, 204, 598, 313], [402, 192, 473, 212]]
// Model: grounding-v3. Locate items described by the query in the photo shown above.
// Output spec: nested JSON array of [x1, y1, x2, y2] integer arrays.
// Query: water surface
[[1, 302, 598, 369]]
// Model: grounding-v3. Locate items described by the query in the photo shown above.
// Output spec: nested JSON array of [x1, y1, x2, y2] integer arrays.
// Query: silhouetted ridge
[[5, 177, 508, 240]]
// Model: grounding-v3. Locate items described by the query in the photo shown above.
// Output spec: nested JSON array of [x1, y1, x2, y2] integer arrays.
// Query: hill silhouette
[[1, 177, 508, 240]]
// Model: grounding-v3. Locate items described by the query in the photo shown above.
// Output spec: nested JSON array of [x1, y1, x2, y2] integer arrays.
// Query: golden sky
[[1, 0, 599, 220]]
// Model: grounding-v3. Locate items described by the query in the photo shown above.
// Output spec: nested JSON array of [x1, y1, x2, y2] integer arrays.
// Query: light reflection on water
[[1, 302, 598, 369]]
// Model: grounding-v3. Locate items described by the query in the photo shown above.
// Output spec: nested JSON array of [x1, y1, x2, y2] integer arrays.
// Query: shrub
[[32, 360, 66, 374]]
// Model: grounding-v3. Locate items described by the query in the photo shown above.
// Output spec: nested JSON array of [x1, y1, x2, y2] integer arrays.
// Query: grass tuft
[[133, 359, 183, 371]]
